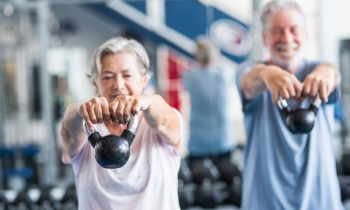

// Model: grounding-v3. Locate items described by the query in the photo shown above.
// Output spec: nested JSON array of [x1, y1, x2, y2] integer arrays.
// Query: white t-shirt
[[63, 114, 182, 210]]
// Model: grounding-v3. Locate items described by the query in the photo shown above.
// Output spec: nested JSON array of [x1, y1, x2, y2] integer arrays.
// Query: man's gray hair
[[89, 37, 150, 82], [260, 0, 305, 30]]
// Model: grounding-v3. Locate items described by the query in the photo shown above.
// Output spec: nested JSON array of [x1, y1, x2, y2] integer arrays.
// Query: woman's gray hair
[[89, 37, 150, 82], [260, 0, 305, 30]]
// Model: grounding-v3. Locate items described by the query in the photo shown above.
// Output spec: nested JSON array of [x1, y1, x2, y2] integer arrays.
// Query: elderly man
[[236, 1, 343, 210]]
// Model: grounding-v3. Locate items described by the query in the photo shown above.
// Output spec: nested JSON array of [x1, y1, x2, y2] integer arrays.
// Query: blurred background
[[1, 0, 350, 209]]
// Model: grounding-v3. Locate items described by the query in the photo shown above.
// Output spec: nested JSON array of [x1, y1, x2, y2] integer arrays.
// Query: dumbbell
[[11, 188, 31, 210], [339, 175, 350, 202], [178, 179, 196, 209], [36, 185, 58, 210], [341, 153, 350, 175], [195, 179, 227, 209], [61, 184, 78, 210], [178, 159, 192, 184], [224, 176, 242, 207], [190, 158, 220, 185], [215, 158, 241, 184], [10, 184, 53, 210], [0, 191, 8, 210]]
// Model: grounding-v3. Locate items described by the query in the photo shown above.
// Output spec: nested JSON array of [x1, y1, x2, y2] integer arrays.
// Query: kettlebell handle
[[309, 95, 321, 113], [277, 95, 321, 134], [83, 115, 139, 145], [277, 95, 321, 113]]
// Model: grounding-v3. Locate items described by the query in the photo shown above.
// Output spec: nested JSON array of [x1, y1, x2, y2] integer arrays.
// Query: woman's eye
[[101, 75, 113, 80], [123, 73, 136, 79]]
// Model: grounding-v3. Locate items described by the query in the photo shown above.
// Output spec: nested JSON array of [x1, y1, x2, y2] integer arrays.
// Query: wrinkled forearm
[[60, 103, 85, 158], [142, 94, 181, 146], [240, 64, 268, 100]]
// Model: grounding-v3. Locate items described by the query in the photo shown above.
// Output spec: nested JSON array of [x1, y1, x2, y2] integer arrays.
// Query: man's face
[[263, 8, 306, 69]]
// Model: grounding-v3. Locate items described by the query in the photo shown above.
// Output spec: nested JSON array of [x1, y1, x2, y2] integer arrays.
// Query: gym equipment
[[341, 153, 350, 175], [12, 189, 30, 210], [178, 179, 196, 209], [224, 176, 242, 207], [36, 185, 56, 209], [195, 179, 227, 209], [0, 192, 6, 210], [61, 184, 78, 210], [21, 144, 41, 186], [216, 158, 241, 184], [0, 146, 16, 189], [190, 158, 220, 185], [85, 115, 138, 169], [178, 160, 192, 184], [339, 175, 350, 202], [277, 96, 321, 134]]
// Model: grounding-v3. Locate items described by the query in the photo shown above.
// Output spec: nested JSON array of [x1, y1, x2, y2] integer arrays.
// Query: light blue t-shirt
[[182, 64, 237, 156], [236, 60, 343, 210]]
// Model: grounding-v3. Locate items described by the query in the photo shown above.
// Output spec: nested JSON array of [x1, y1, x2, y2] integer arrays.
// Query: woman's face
[[95, 52, 147, 102]]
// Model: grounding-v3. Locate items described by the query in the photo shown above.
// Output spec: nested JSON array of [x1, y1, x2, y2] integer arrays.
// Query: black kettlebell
[[85, 115, 138, 169], [277, 96, 321, 134]]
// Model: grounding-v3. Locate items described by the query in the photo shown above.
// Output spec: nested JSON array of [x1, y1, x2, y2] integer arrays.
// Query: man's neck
[[267, 58, 303, 74]]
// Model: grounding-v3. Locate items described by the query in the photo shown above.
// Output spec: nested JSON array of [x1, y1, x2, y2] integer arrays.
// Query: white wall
[[320, 0, 350, 66]]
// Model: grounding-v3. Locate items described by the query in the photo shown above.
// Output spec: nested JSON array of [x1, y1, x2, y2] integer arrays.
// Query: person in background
[[236, 1, 343, 209], [60, 37, 182, 210], [182, 37, 238, 170]]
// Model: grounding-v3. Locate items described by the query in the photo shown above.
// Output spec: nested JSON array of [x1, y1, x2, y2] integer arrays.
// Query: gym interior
[[0, 0, 350, 209]]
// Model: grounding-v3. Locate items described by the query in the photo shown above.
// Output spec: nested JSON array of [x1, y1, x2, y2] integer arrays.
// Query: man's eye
[[272, 28, 283, 35], [292, 27, 301, 34]]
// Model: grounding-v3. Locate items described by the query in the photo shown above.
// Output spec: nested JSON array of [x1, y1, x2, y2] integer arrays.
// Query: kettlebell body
[[85, 116, 138, 169], [285, 108, 316, 134], [90, 134, 130, 169], [278, 96, 321, 134]]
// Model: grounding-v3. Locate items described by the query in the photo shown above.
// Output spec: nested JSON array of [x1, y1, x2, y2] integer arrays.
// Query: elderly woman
[[60, 37, 182, 210]]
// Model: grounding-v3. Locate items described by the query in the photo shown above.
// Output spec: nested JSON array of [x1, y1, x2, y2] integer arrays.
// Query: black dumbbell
[[195, 179, 227, 209], [341, 153, 350, 175], [216, 158, 241, 184], [178, 159, 192, 184], [36, 185, 58, 210], [61, 184, 78, 210], [12, 189, 31, 210], [178, 179, 196, 209], [339, 175, 350, 202], [224, 176, 242, 207], [190, 158, 220, 185]]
